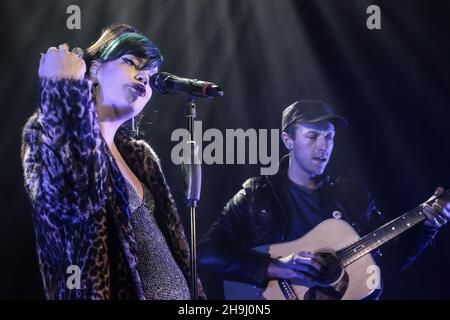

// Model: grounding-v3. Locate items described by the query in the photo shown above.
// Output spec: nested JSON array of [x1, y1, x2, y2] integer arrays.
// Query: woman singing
[[21, 24, 204, 300]]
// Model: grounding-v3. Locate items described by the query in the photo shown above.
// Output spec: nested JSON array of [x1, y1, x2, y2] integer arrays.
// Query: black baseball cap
[[281, 99, 348, 132]]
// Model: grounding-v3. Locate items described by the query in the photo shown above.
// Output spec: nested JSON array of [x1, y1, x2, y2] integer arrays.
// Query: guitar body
[[224, 218, 379, 300]]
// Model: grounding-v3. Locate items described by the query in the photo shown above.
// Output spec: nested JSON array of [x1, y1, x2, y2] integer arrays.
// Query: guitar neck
[[337, 190, 449, 267]]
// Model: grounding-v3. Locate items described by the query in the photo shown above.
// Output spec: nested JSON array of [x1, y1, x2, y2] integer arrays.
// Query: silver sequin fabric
[[124, 179, 190, 300]]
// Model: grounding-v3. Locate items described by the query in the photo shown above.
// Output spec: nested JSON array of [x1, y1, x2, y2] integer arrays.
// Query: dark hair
[[85, 23, 163, 71], [284, 123, 298, 140], [85, 24, 163, 137]]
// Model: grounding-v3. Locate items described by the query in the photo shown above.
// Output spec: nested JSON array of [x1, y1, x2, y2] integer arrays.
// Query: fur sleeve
[[22, 79, 107, 221]]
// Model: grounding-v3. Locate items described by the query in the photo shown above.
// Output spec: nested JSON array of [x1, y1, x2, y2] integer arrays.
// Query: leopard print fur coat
[[21, 78, 205, 299]]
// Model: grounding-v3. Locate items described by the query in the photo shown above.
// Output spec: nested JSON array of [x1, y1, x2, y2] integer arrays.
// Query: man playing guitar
[[198, 99, 450, 300]]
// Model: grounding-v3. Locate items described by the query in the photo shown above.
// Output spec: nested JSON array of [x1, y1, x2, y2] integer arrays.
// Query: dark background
[[1, 0, 449, 299]]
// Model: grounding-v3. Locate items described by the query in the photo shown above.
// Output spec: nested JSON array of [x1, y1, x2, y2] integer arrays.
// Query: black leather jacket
[[198, 156, 438, 292]]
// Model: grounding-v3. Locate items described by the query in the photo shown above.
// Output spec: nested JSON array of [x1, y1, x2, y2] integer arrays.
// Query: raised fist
[[38, 44, 86, 80]]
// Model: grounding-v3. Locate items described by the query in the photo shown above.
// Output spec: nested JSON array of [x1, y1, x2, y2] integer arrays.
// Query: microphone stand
[[182, 96, 202, 300]]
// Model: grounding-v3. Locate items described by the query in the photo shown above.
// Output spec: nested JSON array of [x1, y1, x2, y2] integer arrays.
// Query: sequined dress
[[124, 179, 190, 300]]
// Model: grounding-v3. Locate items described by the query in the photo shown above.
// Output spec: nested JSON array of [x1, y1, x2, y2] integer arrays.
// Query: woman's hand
[[38, 44, 86, 80]]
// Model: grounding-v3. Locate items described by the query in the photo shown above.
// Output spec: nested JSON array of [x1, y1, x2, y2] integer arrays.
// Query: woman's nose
[[135, 73, 148, 86]]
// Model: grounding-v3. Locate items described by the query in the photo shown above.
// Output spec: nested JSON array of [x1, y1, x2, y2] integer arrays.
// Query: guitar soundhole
[[315, 250, 343, 285]]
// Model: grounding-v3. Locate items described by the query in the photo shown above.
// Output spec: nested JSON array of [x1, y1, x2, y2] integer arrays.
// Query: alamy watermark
[[366, 264, 381, 290], [171, 120, 280, 175], [66, 265, 81, 290], [366, 5, 381, 30], [66, 5, 81, 30]]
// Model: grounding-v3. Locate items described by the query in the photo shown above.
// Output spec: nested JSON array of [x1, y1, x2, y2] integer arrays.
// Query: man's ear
[[281, 132, 292, 150]]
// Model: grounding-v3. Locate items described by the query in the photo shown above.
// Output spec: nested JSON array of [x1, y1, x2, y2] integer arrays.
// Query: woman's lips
[[128, 83, 146, 97]]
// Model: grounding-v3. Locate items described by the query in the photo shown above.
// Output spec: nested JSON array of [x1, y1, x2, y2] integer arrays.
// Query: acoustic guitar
[[224, 190, 449, 300]]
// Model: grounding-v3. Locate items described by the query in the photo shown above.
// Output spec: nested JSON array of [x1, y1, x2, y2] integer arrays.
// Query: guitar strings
[[327, 190, 441, 266], [287, 192, 447, 286], [305, 209, 421, 276]]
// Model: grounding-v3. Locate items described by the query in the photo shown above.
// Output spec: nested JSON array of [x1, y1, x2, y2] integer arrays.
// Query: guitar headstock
[[424, 189, 450, 205], [440, 189, 450, 202]]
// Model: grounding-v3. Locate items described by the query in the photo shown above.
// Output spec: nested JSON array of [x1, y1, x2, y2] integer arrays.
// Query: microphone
[[149, 72, 224, 98]]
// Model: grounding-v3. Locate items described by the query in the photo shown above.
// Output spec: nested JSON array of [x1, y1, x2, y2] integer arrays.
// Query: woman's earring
[[131, 117, 138, 136], [90, 76, 98, 84], [90, 62, 100, 84]]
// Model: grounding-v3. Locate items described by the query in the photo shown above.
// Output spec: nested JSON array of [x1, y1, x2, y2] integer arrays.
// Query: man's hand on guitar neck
[[267, 251, 324, 287], [423, 187, 450, 229]]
